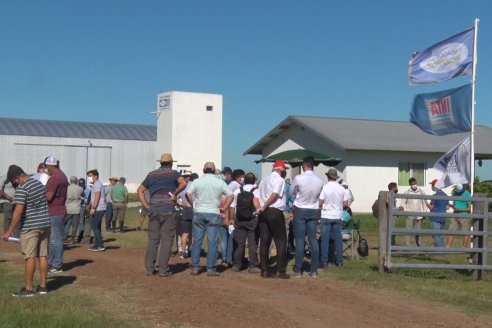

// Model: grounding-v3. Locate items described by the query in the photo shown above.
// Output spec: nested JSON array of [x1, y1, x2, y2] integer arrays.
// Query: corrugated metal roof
[[244, 116, 492, 158], [0, 118, 156, 141]]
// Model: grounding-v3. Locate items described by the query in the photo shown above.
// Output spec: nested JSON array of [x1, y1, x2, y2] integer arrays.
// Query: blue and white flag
[[409, 27, 474, 85], [410, 84, 471, 136], [434, 136, 471, 189]]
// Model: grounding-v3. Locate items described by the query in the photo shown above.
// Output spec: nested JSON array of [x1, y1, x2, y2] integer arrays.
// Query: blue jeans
[[48, 215, 64, 269], [432, 221, 445, 247], [92, 210, 105, 248], [105, 202, 113, 230], [191, 212, 221, 271], [78, 205, 86, 240], [320, 219, 343, 265], [218, 223, 233, 264], [293, 208, 320, 273]]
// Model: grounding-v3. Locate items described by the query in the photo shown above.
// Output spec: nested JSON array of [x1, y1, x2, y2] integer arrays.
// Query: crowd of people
[[136, 154, 354, 280], [388, 178, 472, 248], [1, 156, 128, 297], [2, 152, 476, 297]]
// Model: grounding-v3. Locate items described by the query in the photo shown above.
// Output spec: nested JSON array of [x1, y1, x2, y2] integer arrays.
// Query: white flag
[[433, 136, 471, 189]]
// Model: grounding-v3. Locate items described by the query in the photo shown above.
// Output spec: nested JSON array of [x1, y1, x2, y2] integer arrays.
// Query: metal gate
[[377, 191, 491, 280]]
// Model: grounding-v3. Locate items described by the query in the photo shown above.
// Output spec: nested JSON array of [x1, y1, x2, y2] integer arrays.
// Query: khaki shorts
[[20, 229, 50, 260], [448, 218, 470, 231]]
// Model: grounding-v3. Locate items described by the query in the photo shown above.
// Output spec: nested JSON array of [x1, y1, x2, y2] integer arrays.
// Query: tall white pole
[[470, 18, 479, 196]]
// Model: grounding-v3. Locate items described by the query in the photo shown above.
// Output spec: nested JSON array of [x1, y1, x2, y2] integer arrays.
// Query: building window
[[206, 106, 213, 111], [398, 162, 425, 186]]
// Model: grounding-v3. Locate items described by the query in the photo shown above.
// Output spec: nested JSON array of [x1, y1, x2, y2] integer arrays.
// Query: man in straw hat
[[138, 153, 187, 277]]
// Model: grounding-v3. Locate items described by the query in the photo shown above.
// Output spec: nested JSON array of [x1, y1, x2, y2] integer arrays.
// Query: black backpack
[[235, 186, 257, 220], [358, 238, 369, 257]]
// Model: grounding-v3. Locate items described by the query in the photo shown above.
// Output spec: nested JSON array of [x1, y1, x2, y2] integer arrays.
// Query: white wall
[[156, 91, 223, 175], [256, 124, 452, 212], [0, 135, 155, 192]]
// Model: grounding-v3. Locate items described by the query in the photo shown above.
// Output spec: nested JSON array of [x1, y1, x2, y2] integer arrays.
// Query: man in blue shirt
[[426, 179, 449, 248]]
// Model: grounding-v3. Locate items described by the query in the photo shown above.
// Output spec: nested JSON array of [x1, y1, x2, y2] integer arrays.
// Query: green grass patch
[[321, 213, 492, 318], [2, 211, 491, 326], [0, 263, 148, 328]]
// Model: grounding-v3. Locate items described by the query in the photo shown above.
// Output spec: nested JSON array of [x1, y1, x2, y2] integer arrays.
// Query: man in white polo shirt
[[319, 168, 349, 268], [290, 156, 323, 278], [255, 160, 290, 279]]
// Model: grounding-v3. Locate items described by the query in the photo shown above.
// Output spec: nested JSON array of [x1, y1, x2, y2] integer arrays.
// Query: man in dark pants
[[255, 160, 290, 279], [230, 172, 261, 273], [137, 153, 187, 277], [1, 174, 20, 238]]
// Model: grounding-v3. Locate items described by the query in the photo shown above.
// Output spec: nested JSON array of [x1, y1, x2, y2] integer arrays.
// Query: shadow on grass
[[63, 259, 94, 271], [105, 245, 121, 250], [47, 275, 77, 291], [103, 238, 117, 243]]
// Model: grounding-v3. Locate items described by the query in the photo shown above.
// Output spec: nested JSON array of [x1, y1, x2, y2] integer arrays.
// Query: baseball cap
[[109, 177, 119, 181], [204, 162, 216, 171], [44, 156, 59, 166], [429, 179, 439, 187], [222, 166, 232, 174], [273, 160, 288, 170]]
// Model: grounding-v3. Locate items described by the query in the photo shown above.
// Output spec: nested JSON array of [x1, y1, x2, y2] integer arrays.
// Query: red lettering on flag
[[430, 96, 451, 116]]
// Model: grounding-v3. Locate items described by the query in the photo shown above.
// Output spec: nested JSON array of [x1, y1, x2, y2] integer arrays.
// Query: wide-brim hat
[[157, 153, 173, 163], [325, 168, 339, 180]]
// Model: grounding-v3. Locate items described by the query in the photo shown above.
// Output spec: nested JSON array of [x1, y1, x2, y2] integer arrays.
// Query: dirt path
[[2, 240, 489, 328]]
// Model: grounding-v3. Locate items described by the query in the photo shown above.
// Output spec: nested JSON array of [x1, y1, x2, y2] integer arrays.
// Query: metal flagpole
[[470, 18, 479, 195]]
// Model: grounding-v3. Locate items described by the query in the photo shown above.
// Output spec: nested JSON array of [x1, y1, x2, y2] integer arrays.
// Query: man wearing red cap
[[255, 160, 290, 279]]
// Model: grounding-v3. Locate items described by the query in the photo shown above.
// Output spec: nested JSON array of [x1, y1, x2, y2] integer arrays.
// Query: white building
[[0, 118, 156, 192], [244, 116, 492, 212], [156, 91, 223, 175], [0, 91, 224, 191]]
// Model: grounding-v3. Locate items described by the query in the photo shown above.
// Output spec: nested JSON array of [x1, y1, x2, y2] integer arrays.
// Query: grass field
[[1, 208, 491, 327], [327, 215, 492, 318]]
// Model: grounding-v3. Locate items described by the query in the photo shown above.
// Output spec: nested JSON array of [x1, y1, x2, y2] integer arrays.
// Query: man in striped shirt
[[138, 153, 187, 277], [2, 165, 51, 297]]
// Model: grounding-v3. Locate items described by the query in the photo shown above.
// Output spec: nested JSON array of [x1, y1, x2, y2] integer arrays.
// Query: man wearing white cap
[[43, 156, 68, 274]]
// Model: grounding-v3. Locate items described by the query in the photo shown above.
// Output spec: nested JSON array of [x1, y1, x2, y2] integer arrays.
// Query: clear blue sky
[[1, 1, 492, 178]]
